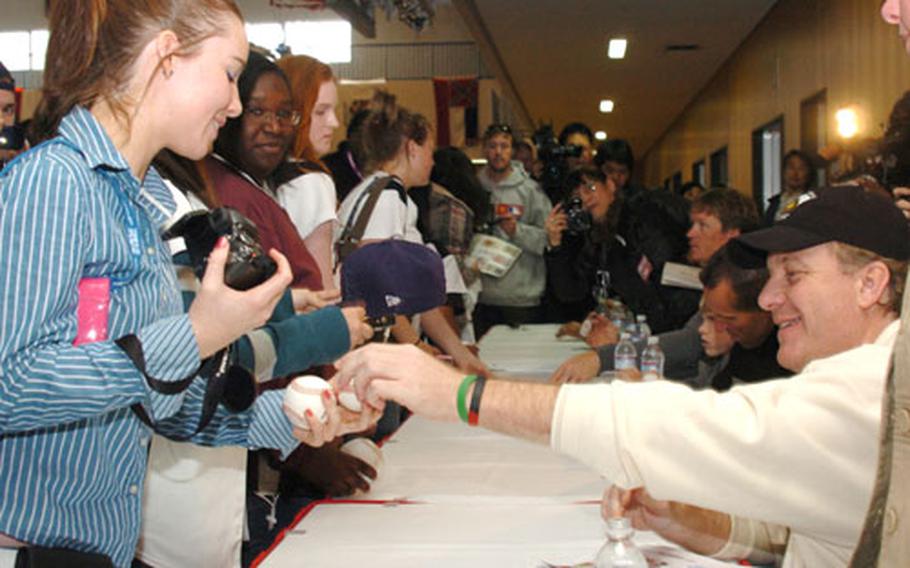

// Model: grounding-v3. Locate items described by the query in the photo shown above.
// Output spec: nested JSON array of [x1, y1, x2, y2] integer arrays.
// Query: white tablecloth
[[366, 417, 605, 502], [479, 324, 591, 379], [258, 325, 730, 567]]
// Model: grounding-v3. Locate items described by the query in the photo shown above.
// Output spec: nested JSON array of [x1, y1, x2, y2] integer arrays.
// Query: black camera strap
[[118, 335, 252, 441]]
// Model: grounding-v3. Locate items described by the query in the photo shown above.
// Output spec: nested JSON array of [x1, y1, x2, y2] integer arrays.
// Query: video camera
[[867, 130, 910, 193], [533, 125, 583, 201]]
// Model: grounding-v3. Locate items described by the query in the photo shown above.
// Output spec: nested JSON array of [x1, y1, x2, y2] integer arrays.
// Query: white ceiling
[[0, 0, 779, 157], [467, 0, 778, 156]]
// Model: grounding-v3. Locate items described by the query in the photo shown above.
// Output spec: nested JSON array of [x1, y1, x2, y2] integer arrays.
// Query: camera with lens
[[561, 196, 592, 236], [533, 125, 583, 202], [163, 207, 277, 290]]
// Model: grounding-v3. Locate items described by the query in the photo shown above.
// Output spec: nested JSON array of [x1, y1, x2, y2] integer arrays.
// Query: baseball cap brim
[[736, 224, 832, 254]]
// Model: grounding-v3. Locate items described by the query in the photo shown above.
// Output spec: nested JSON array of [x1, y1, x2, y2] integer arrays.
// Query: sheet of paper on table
[[661, 261, 704, 291], [479, 324, 591, 380]]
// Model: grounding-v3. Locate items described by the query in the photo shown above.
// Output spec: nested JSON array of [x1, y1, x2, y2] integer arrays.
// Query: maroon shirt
[[203, 156, 323, 291]]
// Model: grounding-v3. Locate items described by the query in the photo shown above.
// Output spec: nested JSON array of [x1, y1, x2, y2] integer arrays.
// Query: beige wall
[[641, 0, 910, 194], [336, 78, 503, 158]]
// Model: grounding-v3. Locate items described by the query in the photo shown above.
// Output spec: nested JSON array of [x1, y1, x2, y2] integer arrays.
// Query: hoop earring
[[163, 67, 174, 79]]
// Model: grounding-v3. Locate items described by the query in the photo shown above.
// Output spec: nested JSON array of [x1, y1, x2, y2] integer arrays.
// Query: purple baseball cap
[[341, 240, 446, 317]]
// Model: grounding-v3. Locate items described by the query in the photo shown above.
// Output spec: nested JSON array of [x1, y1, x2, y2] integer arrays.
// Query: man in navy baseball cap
[[735, 185, 908, 372]]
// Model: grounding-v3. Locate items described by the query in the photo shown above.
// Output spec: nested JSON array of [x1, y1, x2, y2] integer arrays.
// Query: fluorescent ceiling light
[[595, 131, 608, 141], [599, 99, 614, 113], [608, 38, 627, 59]]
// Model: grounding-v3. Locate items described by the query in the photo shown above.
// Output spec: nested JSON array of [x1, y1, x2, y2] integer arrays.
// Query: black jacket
[[545, 224, 699, 332]]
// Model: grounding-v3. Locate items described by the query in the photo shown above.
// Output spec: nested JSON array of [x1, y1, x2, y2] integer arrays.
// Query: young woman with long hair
[[276, 54, 341, 291]]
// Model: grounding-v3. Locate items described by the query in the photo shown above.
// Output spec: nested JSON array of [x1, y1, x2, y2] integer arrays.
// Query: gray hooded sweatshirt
[[477, 162, 552, 307]]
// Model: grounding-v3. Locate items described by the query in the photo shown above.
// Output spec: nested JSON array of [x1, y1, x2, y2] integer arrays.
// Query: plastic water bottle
[[640, 336, 665, 381], [614, 332, 637, 374], [592, 270, 611, 314], [634, 315, 651, 343], [594, 517, 648, 568]]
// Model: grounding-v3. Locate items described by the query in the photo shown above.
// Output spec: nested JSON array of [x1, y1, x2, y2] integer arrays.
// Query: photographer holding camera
[[545, 166, 624, 323], [533, 124, 590, 205], [545, 166, 699, 330]]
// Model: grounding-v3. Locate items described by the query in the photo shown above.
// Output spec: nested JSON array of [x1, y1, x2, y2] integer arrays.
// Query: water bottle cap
[[606, 516, 634, 538], [636, 314, 646, 322], [620, 332, 630, 340], [647, 336, 659, 345]]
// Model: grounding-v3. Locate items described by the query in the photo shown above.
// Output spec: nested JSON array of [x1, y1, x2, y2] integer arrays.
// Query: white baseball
[[337, 389, 363, 412], [284, 375, 333, 430]]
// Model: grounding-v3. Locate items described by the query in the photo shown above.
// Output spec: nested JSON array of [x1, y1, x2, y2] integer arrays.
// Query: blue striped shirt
[[0, 107, 299, 567]]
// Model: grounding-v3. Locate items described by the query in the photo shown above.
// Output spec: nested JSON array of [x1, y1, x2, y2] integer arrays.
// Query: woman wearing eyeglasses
[[200, 51, 384, 553], [203, 51, 324, 295]]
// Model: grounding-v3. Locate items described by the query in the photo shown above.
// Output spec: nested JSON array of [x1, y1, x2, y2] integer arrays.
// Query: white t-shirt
[[277, 171, 337, 241], [335, 171, 422, 245]]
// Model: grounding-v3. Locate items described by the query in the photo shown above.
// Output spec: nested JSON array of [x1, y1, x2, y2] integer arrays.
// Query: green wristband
[[456, 374, 480, 424]]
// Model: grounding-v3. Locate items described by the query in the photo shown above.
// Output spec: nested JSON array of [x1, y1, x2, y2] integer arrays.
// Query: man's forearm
[[474, 379, 559, 445], [663, 504, 732, 556]]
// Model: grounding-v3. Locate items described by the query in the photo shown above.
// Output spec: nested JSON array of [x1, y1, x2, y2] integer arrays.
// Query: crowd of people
[[0, 0, 909, 567]]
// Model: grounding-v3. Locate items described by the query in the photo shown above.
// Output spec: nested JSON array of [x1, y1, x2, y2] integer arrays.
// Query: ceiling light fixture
[[599, 100, 614, 113], [595, 131, 608, 141], [608, 38, 627, 59]]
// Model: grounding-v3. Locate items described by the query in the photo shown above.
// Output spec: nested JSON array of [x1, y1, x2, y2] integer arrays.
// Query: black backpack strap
[[335, 175, 394, 268]]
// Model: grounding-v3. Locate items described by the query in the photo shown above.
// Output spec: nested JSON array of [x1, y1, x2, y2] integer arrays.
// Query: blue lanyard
[[4, 136, 149, 291], [103, 170, 146, 291]]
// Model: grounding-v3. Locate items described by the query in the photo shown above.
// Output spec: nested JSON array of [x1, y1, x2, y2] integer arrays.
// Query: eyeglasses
[[245, 106, 302, 127], [578, 182, 600, 194]]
